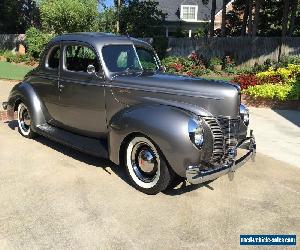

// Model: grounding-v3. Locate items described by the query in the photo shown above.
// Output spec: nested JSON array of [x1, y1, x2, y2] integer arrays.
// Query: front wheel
[[17, 102, 36, 139], [124, 136, 174, 195]]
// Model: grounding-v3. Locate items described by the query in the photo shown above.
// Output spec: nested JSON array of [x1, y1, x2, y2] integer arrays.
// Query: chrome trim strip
[[109, 84, 223, 100]]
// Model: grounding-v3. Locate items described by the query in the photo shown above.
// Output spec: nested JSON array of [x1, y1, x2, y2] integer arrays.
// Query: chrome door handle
[[59, 84, 65, 88]]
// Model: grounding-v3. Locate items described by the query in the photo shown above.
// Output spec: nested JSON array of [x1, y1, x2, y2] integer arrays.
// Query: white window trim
[[180, 5, 198, 22]]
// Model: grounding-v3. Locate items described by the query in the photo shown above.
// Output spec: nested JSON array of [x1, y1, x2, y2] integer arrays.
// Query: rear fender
[[7, 82, 46, 131]]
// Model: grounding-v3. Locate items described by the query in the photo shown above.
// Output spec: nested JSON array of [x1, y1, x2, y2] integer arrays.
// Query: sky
[[104, 0, 114, 7]]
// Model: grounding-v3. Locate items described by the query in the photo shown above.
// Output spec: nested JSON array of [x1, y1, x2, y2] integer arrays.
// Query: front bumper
[[186, 130, 256, 185]]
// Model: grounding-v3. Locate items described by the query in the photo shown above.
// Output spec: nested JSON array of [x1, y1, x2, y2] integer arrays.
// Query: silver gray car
[[2, 32, 256, 194]]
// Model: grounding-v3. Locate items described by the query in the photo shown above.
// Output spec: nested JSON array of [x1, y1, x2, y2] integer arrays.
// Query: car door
[[54, 42, 107, 138], [33, 43, 61, 122]]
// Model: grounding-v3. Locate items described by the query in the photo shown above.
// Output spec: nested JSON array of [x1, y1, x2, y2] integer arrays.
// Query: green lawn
[[0, 61, 34, 80], [202, 75, 234, 82]]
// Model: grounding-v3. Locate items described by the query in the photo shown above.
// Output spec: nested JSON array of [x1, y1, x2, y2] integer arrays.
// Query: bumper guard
[[186, 130, 256, 185]]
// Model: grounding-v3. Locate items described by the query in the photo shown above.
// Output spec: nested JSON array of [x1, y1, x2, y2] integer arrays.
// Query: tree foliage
[[0, 0, 40, 33], [99, 7, 118, 34], [25, 27, 54, 58], [119, 0, 167, 37], [226, 0, 300, 36], [39, 0, 99, 34]]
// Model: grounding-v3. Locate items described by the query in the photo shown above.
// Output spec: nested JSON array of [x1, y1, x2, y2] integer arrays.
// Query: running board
[[35, 124, 108, 158]]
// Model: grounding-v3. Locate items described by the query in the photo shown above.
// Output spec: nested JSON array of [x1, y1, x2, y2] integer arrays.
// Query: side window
[[135, 47, 158, 71], [47, 46, 60, 69], [65, 45, 100, 73]]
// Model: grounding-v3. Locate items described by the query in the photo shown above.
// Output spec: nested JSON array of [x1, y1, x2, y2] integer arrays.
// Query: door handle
[[59, 84, 65, 89]]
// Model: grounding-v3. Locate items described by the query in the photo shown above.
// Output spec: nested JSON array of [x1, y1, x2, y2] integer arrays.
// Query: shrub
[[232, 74, 259, 90], [244, 81, 300, 101], [25, 27, 54, 59], [40, 0, 99, 34], [152, 36, 168, 59], [256, 64, 300, 84], [280, 55, 300, 66], [208, 57, 222, 68]]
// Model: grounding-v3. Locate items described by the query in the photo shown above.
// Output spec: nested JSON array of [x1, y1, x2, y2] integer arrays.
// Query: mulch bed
[[241, 94, 300, 110], [0, 111, 16, 121]]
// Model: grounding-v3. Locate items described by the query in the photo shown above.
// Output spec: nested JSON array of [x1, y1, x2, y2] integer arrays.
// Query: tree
[[0, 0, 40, 33], [247, 0, 253, 35], [99, 7, 118, 34], [289, 0, 299, 35], [209, 0, 217, 37], [119, 0, 167, 37], [282, 0, 291, 36], [252, 0, 261, 36], [40, 0, 99, 34], [221, 0, 228, 36]]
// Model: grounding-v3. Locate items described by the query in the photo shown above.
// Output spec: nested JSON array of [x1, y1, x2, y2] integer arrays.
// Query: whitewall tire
[[124, 136, 173, 195], [17, 102, 36, 138]]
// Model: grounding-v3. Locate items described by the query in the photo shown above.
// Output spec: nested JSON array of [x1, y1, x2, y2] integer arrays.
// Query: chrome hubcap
[[19, 105, 31, 132], [137, 149, 156, 173], [131, 142, 158, 182]]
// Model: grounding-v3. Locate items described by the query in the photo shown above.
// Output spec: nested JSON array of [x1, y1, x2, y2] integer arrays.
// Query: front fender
[[7, 82, 46, 131], [108, 104, 213, 177]]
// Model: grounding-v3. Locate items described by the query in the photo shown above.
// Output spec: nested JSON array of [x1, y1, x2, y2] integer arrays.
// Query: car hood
[[110, 72, 241, 117]]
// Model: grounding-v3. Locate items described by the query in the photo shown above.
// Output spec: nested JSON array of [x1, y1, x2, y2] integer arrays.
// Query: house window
[[181, 5, 198, 21]]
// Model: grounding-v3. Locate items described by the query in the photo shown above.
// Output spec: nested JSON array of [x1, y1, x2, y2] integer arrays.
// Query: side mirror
[[87, 64, 96, 75]]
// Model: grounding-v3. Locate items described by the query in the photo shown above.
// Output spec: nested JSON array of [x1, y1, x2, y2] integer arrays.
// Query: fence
[[0, 34, 22, 51], [166, 37, 300, 67]]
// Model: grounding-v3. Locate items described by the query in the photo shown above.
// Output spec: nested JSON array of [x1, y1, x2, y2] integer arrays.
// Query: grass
[[0, 61, 34, 80], [203, 75, 234, 82]]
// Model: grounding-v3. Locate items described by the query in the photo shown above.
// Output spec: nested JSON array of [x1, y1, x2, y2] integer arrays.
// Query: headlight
[[188, 118, 204, 149], [240, 104, 249, 126]]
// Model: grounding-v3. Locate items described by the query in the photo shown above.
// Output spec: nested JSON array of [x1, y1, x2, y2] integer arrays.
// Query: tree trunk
[[116, 0, 122, 33], [288, 0, 298, 36], [247, 0, 253, 36], [282, 0, 290, 37], [209, 0, 217, 37], [241, 0, 250, 36], [252, 0, 261, 36], [221, 0, 227, 36]]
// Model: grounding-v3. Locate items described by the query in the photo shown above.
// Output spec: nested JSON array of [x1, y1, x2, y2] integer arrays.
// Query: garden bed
[[242, 94, 300, 110]]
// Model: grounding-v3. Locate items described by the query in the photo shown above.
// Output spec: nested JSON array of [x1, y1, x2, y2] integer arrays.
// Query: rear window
[[65, 45, 100, 73], [47, 46, 60, 69]]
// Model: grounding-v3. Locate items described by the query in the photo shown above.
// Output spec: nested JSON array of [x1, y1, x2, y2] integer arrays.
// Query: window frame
[[180, 5, 198, 22], [135, 46, 160, 71], [62, 42, 102, 76], [45, 44, 61, 71]]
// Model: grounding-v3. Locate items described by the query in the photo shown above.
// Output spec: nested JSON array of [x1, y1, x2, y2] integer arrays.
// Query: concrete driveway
[[0, 80, 299, 249]]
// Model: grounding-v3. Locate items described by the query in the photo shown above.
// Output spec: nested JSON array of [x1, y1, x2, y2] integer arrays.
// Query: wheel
[[124, 136, 174, 195], [17, 102, 36, 138]]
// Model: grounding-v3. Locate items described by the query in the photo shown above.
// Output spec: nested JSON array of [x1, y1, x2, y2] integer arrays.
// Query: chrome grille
[[204, 116, 240, 165]]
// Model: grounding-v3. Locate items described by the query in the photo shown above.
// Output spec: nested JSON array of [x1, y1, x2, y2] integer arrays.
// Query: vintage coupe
[[3, 33, 256, 194]]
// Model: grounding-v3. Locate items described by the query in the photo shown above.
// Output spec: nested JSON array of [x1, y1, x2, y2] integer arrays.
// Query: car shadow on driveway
[[5, 120, 211, 195]]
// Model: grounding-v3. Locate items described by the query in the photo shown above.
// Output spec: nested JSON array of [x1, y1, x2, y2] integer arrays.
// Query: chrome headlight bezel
[[188, 117, 204, 149], [240, 103, 249, 126]]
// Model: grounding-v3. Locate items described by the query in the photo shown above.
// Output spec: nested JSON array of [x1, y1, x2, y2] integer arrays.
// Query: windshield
[[102, 44, 159, 73]]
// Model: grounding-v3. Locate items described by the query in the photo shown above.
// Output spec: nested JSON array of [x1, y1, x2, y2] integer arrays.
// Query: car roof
[[49, 32, 151, 49]]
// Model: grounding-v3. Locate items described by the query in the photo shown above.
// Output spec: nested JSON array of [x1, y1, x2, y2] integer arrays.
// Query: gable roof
[[156, 0, 223, 22]]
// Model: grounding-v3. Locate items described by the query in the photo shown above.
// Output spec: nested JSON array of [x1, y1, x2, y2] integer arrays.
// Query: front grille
[[204, 116, 240, 165]]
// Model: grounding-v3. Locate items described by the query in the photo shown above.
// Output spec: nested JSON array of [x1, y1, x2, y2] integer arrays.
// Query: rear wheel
[[17, 102, 36, 139], [124, 136, 174, 195]]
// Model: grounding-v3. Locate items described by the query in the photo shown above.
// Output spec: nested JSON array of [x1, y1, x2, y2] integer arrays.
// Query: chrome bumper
[[2, 102, 8, 110], [186, 130, 256, 185]]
